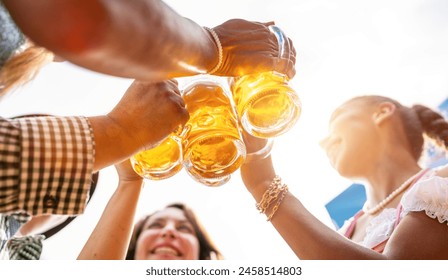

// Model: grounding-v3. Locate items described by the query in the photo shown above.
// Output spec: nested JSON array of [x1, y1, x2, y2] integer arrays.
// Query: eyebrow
[[146, 217, 190, 225], [329, 108, 343, 123], [178, 220, 193, 226]]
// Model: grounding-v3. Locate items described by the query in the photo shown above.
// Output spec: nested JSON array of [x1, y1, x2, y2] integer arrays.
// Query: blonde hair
[[0, 42, 54, 96]]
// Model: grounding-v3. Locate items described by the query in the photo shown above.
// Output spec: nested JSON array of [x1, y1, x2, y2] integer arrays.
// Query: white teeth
[[153, 247, 179, 256]]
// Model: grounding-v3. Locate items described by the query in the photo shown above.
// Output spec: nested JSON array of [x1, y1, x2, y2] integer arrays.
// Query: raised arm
[[240, 133, 384, 260], [0, 80, 186, 216], [89, 79, 188, 172], [3, 0, 296, 80], [78, 160, 143, 260]]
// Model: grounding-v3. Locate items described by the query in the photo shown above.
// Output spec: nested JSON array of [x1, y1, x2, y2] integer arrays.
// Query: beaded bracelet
[[203, 27, 223, 75]]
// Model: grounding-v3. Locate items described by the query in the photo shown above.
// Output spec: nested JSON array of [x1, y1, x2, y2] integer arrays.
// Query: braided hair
[[412, 104, 448, 151]]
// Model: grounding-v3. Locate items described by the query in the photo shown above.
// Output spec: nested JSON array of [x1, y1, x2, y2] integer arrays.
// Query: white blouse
[[340, 169, 448, 249]]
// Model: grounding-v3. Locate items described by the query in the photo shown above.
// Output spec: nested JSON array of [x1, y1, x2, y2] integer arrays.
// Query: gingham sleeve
[[0, 117, 21, 213], [0, 116, 95, 216]]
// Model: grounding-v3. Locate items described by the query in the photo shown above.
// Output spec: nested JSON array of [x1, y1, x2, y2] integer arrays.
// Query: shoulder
[[434, 164, 448, 178], [401, 167, 448, 224]]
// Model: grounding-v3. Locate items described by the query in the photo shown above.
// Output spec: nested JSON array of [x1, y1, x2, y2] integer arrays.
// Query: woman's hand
[[240, 130, 276, 198], [242, 130, 269, 154], [115, 159, 142, 184]]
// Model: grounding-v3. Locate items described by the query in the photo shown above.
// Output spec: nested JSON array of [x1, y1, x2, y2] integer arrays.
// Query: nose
[[160, 223, 178, 239]]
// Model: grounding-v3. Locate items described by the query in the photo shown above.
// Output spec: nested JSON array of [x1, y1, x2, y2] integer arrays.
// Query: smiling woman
[[240, 94, 448, 259], [77, 161, 223, 260], [127, 203, 223, 260]]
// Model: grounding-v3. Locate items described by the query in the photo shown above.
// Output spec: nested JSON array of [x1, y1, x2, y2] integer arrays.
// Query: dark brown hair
[[347, 95, 448, 161], [126, 203, 223, 260]]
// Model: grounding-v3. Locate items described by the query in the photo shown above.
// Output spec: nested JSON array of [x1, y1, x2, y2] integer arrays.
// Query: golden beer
[[231, 71, 301, 138], [131, 132, 183, 180], [181, 76, 246, 186]]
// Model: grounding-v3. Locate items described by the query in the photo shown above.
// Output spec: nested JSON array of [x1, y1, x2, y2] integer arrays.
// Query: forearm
[[89, 115, 143, 172], [4, 0, 217, 80], [99, 1, 217, 79], [241, 156, 385, 260], [270, 194, 384, 259], [78, 180, 143, 260]]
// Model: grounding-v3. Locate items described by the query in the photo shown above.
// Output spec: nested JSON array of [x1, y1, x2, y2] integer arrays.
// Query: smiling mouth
[[151, 246, 181, 257]]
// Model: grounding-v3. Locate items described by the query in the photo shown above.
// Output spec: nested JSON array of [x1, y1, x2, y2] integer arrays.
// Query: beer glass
[[231, 26, 301, 138], [181, 76, 246, 187], [131, 126, 183, 180]]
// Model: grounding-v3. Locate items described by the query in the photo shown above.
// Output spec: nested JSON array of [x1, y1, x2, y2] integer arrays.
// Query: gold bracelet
[[256, 175, 289, 221], [204, 27, 223, 75], [256, 175, 286, 214], [267, 185, 288, 221], [256, 175, 280, 213]]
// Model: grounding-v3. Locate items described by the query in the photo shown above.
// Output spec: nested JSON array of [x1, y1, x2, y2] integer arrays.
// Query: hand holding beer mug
[[131, 126, 184, 180], [231, 25, 301, 138], [181, 76, 246, 186]]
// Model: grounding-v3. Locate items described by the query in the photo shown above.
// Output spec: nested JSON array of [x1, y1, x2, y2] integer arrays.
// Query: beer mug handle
[[171, 124, 188, 143], [268, 25, 291, 77]]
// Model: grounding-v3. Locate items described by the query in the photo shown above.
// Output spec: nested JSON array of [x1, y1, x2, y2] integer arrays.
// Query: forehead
[[146, 207, 189, 223], [330, 99, 369, 123]]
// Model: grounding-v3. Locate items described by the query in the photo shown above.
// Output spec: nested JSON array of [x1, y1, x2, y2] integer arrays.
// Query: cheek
[[181, 234, 200, 260], [134, 232, 156, 259], [336, 133, 377, 176], [334, 145, 355, 175]]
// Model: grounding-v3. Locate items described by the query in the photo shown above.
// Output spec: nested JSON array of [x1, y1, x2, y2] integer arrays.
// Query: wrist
[[203, 27, 223, 75], [104, 113, 146, 151], [241, 155, 276, 197], [89, 115, 139, 170], [244, 139, 274, 163], [118, 179, 144, 189], [255, 175, 289, 221]]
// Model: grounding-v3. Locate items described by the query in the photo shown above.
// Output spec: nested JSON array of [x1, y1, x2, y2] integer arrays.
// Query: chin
[[334, 161, 355, 178], [336, 164, 365, 180]]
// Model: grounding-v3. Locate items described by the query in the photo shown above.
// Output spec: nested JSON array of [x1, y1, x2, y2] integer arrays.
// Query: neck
[[365, 163, 422, 208]]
